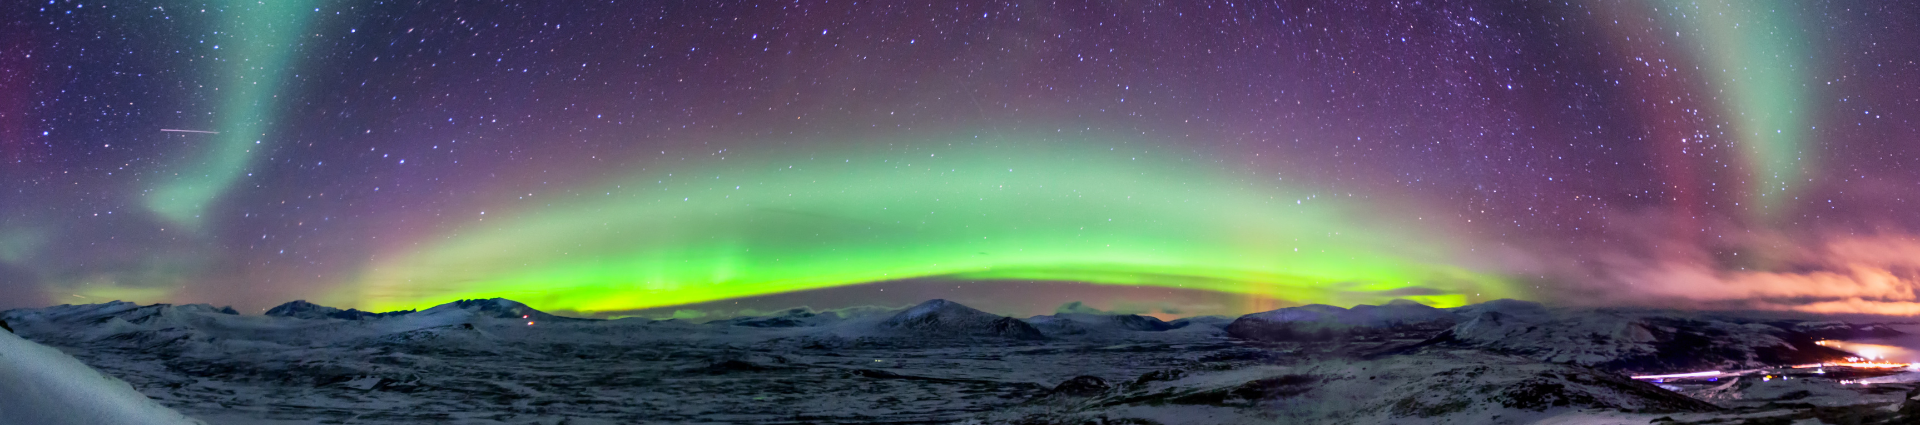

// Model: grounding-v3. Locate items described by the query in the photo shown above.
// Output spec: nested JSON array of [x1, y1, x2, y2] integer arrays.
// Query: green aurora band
[[147, 1, 313, 229], [1662, 0, 1811, 220], [340, 140, 1516, 314]]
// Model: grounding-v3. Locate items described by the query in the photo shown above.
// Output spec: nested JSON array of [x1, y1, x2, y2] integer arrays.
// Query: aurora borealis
[[347, 140, 1507, 314], [6, 1, 1920, 317], [146, 1, 313, 229]]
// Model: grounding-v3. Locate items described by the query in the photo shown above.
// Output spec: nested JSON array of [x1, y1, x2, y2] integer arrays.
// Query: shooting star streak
[[160, 129, 220, 134]]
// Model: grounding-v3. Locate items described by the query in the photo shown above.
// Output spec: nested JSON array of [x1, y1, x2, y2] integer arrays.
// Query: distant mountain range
[[1220, 298, 1873, 374], [264, 300, 412, 320], [5, 296, 1890, 370], [239, 297, 1201, 342], [3, 296, 1911, 424]]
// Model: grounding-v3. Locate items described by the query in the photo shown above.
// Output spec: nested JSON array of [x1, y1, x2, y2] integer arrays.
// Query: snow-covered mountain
[[418, 297, 592, 322], [1445, 298, 1551, 319], [1024, 312, 1180, 336], [1221, 299, 1870, 375], [1045, 349, 1723, 424], [263, 300, 412, 320], [1430, 309, 1855, 374], [877, 299, 1046, 340], [1789, 320, 1908, 340], [707, 307, 845, 328], [3, 297, 1913, 424], [1224, 299, 1456, 342]]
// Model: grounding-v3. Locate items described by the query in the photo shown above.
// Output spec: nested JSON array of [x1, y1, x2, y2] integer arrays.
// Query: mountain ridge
[[2, 296, 1914, 423]]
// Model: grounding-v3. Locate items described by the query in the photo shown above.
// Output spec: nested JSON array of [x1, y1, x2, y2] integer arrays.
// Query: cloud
[[1545, 218, 1920, 316]]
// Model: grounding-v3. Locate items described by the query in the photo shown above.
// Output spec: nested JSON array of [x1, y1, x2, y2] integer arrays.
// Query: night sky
[[5, 1, 1920, 318]]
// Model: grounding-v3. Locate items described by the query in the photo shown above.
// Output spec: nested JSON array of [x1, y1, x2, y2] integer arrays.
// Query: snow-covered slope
[[3, 297, 1912, 424], [414, 297, 589, 322], [0, 329, 206, 425], [1789, 321, 1907, 340], [1446, 298, 1551, 320], [1024, 312, 1179, 336], [263, 300, 412, 320], [876, 299, 1045, 340], [1168, 315, 1233, 332], [1225, 299, 1456, 342], [1031, 349, 1720, 424], [1433, 309, 1855, 374], [708, 307, 846, 328]]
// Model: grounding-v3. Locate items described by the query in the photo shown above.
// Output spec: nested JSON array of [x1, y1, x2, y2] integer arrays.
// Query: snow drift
[[0, 328, 205, 425]]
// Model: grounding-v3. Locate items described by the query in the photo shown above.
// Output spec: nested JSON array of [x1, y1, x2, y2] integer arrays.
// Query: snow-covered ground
[[2, 298, 1915, 424], [0, 327, 206, 425]]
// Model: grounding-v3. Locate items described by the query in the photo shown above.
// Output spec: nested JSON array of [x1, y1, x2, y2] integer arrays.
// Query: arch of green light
[[339, 139, 1516, 314]]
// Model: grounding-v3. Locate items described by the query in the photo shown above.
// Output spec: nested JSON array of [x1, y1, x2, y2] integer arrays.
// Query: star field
[[4, 1, 1920, 317]]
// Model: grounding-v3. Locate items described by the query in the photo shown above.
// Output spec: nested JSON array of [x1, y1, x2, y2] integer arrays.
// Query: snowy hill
[[877, 299, 1045, 340], [0, 328, 206, 425], [708, 307, 844, 328], [1048, 349, 1722, 424], [263, 300, 412, 320], [3, 297, 1915, 424], [1789, 321, 1907, 340], [1446, 298, 1550, 319], [1430, 309, 1855, 374], [1225, 299, 1456, 342], [1023, 312, 1179, 336], [1167, 315, 1233, 331], [419, 298, 593, 323]]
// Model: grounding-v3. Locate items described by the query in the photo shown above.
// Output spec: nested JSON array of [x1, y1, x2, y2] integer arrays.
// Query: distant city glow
[[1816, 340, 1914, 364]]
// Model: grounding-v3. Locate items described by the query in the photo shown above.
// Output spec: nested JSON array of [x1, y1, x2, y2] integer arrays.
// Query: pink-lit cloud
[[1555, 229, 1920, 316]]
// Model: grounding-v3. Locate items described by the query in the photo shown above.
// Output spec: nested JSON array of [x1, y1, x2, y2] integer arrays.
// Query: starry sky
[[5, 1, 1920, 318]]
